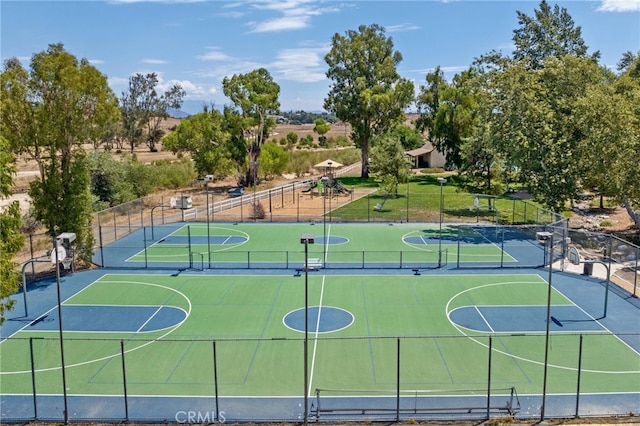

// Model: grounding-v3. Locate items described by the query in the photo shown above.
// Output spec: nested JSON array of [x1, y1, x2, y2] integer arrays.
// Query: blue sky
[[2, 0, 639, 114]]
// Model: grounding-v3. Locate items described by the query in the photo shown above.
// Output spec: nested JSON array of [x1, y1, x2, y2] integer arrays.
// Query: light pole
[[53, 238, 69, 423], [300, 234, 315, 426], [437, 177, 447, 267], [536, 231, 553, 420]]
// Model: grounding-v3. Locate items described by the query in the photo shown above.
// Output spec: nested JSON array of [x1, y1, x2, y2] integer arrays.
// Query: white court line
[[308, 274, 326, 398], [474, 305, 495, 333], [136, 305, 163, 333]]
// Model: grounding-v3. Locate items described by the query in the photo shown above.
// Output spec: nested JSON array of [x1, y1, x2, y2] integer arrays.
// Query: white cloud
[[109, 76, 130, 86], [386, 23, 421, 33], [597, 0, 640, 12], [196, 47, 231, 61], [88, 59, 105, 65], [108, 0, 205, 3], [142, 58, 167, 64], [158, 77, 209, 97], [195, 60, 267, 80], [247, 0, 341, 33], [249, 15, 310, 32], [271, 46, 328, 82]]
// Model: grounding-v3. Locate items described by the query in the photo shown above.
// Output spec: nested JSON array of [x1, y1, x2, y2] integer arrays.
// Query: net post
[[120, 339, 129, 422]]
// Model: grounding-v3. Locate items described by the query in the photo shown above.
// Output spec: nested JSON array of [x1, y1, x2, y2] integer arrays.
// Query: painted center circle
[[283, 306, 354, 333], [314, 236, 348, 245]]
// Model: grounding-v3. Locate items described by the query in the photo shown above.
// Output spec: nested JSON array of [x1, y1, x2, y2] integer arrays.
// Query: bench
[[307, 258, 323, 270]]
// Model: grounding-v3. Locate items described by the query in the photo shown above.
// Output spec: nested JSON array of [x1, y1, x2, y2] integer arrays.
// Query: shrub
[[252, 201, 266, 219]]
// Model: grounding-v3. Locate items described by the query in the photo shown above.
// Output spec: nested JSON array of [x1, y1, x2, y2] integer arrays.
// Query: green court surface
[[1, 272, 637, 398], [126, 223, 515, 265]]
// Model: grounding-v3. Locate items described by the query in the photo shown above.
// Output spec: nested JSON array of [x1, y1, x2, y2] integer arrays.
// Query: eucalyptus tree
[[416, 67, 478, 170], [324, 24, 414, 178], [162, 109, 235, 179], [0, 136, 23, 324], [119, 72, 185, 153], [513, 0, 598, 69], [222, 68, 280, 186], [577, 54, 640, 229], [488, 55, 605, 212], [0, 43, 119, 261]]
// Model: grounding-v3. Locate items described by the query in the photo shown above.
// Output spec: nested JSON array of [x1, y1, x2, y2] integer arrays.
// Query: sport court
[[1, 222, 638, 422]]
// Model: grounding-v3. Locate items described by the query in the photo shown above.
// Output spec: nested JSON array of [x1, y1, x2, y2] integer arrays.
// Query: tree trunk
[[622, 199, 640, 232], [360, 142, 369, 179]]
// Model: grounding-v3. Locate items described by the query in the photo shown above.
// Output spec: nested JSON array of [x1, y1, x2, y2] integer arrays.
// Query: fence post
[[396, 338, 401, 422], [120, 340, 129, 422], [29, 234, 35, 276], [486, 336, 492, 420], [143, 227, 148, 269], [500, 227, 505, 268], [213, 341, 220, 422], [30, 337, 38, 420], [99, 225, 105, 267], [188, 225, 192, 269], [634, 247, 638, 297], [457, 228, 461, 268], [575, 334, 583, 418]]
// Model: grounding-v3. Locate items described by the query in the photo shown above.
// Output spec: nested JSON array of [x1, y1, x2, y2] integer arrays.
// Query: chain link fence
[[2, 332, 638, 422]]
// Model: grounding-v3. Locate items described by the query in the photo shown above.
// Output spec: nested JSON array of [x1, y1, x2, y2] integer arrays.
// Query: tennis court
[[99, 222, 536, 270], [1, 222, 639, 422]]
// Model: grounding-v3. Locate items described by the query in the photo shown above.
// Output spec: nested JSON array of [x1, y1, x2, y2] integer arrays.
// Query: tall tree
[[324, 24, 414, 178], [119, 72, 185, 153], [0, 43, 119, 262], [416, 67, 477, 169], [369, 133, 410, 196], [222, 68, 280, 186], [513, 0, 598, 69], [578, 54, 640, 229], [0, 136, 24, 324], [259, 141, 289, 180], [488, 55, 605, 211], [313, 118, 331, 146], [162, 109, 235, 179]]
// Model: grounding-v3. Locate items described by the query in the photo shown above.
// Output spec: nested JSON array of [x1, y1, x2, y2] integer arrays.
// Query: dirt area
[[5, 120, 639, 238]]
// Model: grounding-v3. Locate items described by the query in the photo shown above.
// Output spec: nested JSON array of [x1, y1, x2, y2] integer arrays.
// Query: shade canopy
[[314, 159, 343, 169]]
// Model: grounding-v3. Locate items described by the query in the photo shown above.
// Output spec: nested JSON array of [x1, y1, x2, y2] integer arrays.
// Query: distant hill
[[167, 108, 190, 119]]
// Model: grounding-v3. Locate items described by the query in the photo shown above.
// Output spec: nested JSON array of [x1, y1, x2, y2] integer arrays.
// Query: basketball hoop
[[567, 246, 581, 266], [62, 258, 73, 270]]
